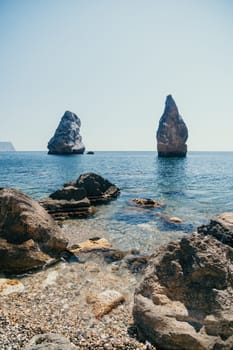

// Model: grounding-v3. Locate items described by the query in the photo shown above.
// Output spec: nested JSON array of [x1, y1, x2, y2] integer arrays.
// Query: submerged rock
[[133, 233, 233, 350], [0, 188, 68, 274], [41, 173, 120, 220], [156, 95, 188, 157], [47, 110, 85, 155], [197, 212, 233, 247]]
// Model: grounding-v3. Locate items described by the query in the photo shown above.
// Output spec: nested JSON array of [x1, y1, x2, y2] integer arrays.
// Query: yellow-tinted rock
[[86, 289, 125, 318], [0, 278, 24, 295], [70, 237, 113, 254]]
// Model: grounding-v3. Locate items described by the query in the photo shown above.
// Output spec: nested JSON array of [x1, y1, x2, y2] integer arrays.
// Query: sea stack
[[156, 95, 188, 157], [48, 111, 85, 155]]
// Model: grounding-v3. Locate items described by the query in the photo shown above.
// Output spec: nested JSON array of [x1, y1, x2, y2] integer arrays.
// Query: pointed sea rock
[[48, 111, 85, 154], [156, 95, 188, 157]]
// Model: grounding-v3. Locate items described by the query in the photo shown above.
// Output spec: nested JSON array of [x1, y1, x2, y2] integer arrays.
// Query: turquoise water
[[1, 151, 233, 253]]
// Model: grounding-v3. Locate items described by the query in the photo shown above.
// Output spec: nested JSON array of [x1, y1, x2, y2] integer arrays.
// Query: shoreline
[[0, 227, 155, 350]]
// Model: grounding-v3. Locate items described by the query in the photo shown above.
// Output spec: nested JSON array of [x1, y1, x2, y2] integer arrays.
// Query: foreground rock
[[22, 333, 78, 350], [41, 173, 120, 219], [198, 212, 233, 247], [47, 110, 85, 154], [0, 188, 68, 274], [133, 233, 233, 350], [156, 95, 188, 157]]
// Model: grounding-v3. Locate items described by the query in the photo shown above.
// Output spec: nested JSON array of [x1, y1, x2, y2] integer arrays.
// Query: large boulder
[[47, 110, 85, 154], [198, 212, 233, 247], [0, 188, 68, 274], [41, 173, 120, 219], [133, 233, 233, 350], [156, 95, 188, 157]]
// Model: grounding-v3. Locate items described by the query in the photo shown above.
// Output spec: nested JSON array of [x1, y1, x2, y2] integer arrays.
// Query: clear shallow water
[[1, 151, 233, 253]]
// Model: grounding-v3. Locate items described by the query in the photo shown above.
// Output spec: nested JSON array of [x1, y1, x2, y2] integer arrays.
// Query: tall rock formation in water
[[48, 111, 85, 155], [156, 95, 188, 157]]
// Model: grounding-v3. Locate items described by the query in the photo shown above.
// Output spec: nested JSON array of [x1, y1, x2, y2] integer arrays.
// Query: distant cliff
[[0, 142, 16, 151]]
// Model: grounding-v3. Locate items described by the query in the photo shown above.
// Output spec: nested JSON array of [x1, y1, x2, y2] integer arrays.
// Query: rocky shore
[[0, 174, 233, 349], [0, 241, 153, 350]]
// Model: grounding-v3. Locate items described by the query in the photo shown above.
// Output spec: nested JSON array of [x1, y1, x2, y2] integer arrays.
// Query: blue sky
[[1, 0, 233, 151]]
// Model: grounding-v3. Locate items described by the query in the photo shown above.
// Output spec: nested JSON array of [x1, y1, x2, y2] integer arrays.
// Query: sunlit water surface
[[1, 151, 233, 253]]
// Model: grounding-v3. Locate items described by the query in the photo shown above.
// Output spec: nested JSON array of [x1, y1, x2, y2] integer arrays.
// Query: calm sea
[[0, 151, 233, 253]]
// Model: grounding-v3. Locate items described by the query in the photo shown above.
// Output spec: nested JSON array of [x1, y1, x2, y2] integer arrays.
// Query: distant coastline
[[0, 142, 16, 152]]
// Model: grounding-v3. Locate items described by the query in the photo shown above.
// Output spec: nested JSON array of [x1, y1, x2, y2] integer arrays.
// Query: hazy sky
[[1, 0, 233, 151]]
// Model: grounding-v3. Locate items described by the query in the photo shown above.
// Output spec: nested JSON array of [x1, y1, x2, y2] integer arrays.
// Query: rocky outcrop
[[22, 333, 78, 350], [133, 233, 233, 350], [0, 142, 15, 151], [198, 212, 233, 247], [47, 111, 85, 155], [156, 95, 188, 157], [40, 173, 120, 219], [0, 188, 68, 274]]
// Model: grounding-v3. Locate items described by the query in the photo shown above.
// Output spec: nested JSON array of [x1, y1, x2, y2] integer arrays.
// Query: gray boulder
[[48, 110, 85, 154], [22, 333, 78, 350], [0, 188, 68, 274], [156, 95, 188, 157], [133, 233, 233, 350]]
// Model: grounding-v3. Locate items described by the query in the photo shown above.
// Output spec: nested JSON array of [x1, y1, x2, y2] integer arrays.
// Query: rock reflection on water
[[156, 157, 188, 198]]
